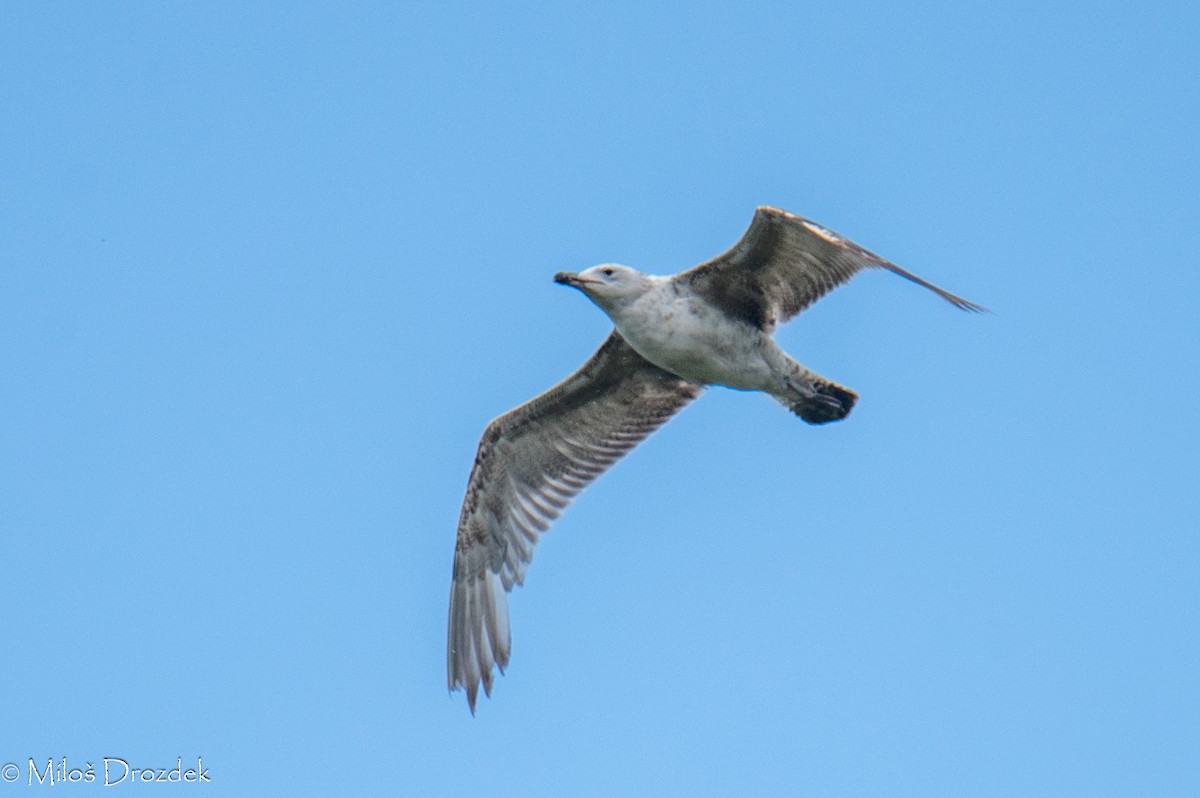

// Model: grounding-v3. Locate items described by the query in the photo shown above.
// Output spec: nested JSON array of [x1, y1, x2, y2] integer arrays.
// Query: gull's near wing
[[448, 331, 701, 711]]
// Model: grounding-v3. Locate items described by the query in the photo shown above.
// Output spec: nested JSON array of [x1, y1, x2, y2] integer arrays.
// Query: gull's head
[[553, 264, 652, 312]]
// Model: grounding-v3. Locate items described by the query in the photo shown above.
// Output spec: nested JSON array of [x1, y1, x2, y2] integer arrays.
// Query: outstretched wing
[[679, 206, 985, 331], [448, 331, 702, 712]]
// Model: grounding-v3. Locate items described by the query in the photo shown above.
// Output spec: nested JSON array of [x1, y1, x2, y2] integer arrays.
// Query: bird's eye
[[602, 268, 615, 277]]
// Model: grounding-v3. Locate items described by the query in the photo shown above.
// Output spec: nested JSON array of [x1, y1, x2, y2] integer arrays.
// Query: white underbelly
[[614, 297, 776, 390]]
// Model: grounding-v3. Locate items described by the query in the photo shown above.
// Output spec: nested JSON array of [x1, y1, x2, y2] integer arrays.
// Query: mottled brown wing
[[679, 207, 985, 331], [448, 331, 702, 712]]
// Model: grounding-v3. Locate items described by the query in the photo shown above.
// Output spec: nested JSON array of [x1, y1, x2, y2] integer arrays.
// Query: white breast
[[610, 286, 776, 390]]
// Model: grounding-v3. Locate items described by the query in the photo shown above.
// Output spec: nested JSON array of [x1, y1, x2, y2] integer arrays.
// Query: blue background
[[2, 1, 1197, 794]]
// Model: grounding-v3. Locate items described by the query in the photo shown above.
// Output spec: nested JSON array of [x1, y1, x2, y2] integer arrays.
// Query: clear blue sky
[[2, 1, 1197, 795]]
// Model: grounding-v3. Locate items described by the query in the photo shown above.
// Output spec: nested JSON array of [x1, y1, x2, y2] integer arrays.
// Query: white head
[[553, 264, 654, 313]]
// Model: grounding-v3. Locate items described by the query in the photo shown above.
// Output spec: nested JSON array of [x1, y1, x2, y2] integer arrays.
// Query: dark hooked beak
[[553, 271, 598, 287]]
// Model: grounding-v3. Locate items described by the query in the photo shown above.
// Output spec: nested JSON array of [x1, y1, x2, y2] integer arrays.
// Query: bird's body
[[447, 207, 984, 712], [605, 275, 778, 391], [586, 273, 847, 421]]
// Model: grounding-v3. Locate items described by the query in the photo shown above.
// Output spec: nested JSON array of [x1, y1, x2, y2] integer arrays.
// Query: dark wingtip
[[952, 296, 990, 314]]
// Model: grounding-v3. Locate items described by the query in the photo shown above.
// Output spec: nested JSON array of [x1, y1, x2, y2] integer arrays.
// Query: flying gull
[[448, 206, 984, 711]]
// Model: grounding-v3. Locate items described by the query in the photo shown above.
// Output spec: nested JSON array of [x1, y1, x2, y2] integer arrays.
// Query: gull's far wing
[[679, 206, 985, 331]]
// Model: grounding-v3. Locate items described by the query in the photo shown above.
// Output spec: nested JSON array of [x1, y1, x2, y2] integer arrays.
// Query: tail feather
[[781, 375, 858, 424]]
